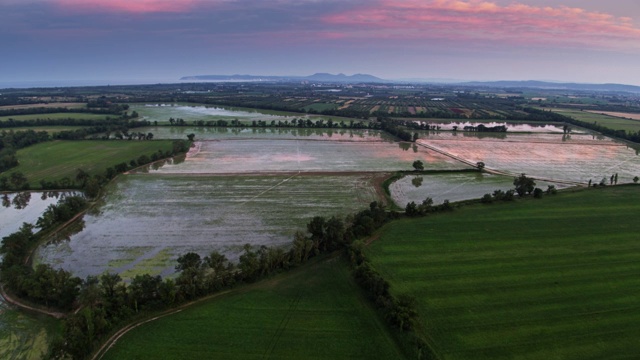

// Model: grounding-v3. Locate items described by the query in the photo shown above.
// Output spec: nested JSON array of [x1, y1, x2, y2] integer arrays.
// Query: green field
[[367, 185, 640, 359], [102, 258, 406, 360], [3, 140, 175, 186], [0, 112, 117, 122], [3, 126, 86, 134], [549, 108, 640, 133]]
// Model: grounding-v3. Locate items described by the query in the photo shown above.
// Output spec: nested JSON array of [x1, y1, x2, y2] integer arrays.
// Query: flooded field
[[33, 127, 640, 282], [145, 139, 467, 174], [35, 174, 380, 279], [139, 126, 392, 141], [132, 103, 345, 124], [0, 192, 72, 238], [415, 121, 575, 133], [416, 130, 615, 144], [0, 294, 58, 360], [417, 133, 640, 184], [390, 172, 565, 207]]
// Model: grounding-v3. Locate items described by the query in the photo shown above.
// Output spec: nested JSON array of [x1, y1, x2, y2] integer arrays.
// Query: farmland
[[138, 126, 393, 141], [102, 258, 405, 360], [4, 126, 86, 134], [0, 296, 60, 360], [2, 82, 640, 359], [5, 140, 176, 186], [0, 112, 119, 122], [0, 102, 86, 110], [148, 139, 466, 175], [415, 132, 640, 184], [131, 103, 354, 124], [548, 108, 640, 133], [389, 172, 564, 207], [35, 174, 381, 279], [367, 185, 640, 359]]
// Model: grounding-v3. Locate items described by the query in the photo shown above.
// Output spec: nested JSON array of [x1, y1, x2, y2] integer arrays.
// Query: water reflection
[[0, 191, 77, 238], [47, 218, 85, 244], [413, 121, 569, 134], [1, 191, 69, 210], [411, 176, 423, 188], [141, 126, 391, 142]]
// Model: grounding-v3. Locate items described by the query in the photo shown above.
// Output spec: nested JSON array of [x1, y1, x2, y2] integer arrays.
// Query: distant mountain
[[457, 80, 640, 93], [180, 73, 386, 83], [304, 73, 384, 82]]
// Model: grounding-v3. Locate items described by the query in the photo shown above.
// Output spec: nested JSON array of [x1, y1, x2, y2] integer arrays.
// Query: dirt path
[[0, 284, 65, 319], [91, 288, 233, 360]]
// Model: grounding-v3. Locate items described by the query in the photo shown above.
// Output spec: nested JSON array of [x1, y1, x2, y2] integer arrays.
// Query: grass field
[[3, 126, 86, 134], [102, 258, 406, 360], [4, 140, 175, 186], [0, 112, 118, 122], [0, 102, 86, 110], [367, 185, 640, 359], [549, 108, 640, 133]]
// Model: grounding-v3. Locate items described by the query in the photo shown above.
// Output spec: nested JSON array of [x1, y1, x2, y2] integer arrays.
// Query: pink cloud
[[54, 0, 201, 14], [322, 0, 640, 50]]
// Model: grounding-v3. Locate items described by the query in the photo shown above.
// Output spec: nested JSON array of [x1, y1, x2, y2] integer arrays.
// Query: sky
[[1, 0, 640, 86]]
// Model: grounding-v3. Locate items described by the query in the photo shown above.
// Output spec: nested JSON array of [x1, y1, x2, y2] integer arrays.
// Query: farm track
[[416, 141, 586, 187], [92, 254, 343, 360], [92, 290, 230, 360], [0, 284, 65, 319]]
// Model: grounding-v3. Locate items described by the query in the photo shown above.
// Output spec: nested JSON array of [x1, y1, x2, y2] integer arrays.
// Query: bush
[[481, 194, 493, 204], [533, 187, 544, 198]]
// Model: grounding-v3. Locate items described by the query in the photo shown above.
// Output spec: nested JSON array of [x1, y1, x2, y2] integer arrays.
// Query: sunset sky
[[2, 0, 639, 85]]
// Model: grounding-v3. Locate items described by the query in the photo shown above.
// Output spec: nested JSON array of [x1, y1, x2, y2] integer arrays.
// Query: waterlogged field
[[131, 103, 350, 124], [0, 192, 73, 238], [414, 121, 569, 133], [7, 140, 175, 186], [148, 139, 467, 174], [0, 295, 59, 360], [141, 126, 393, 141], [417, 132, 640, 183], [103, 259, 405, 360], [389, 172, 564, 207], [36, 174, 381, 279], [368, 186, 640, 359]]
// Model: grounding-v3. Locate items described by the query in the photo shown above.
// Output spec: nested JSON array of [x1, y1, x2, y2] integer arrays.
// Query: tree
[[634, 176, 639, 183], [175, 252, 204, 299], [533, 187, 544, 198], [476, 161, 485, 170], [204, 251, 228, 274], [9, 171, 28, 189], [187, 133, 195, 141], [412, 160, 424, 171], [75, 168, 89, 187], [238, 244, 259, 281], [513, 173, 535, 196]]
